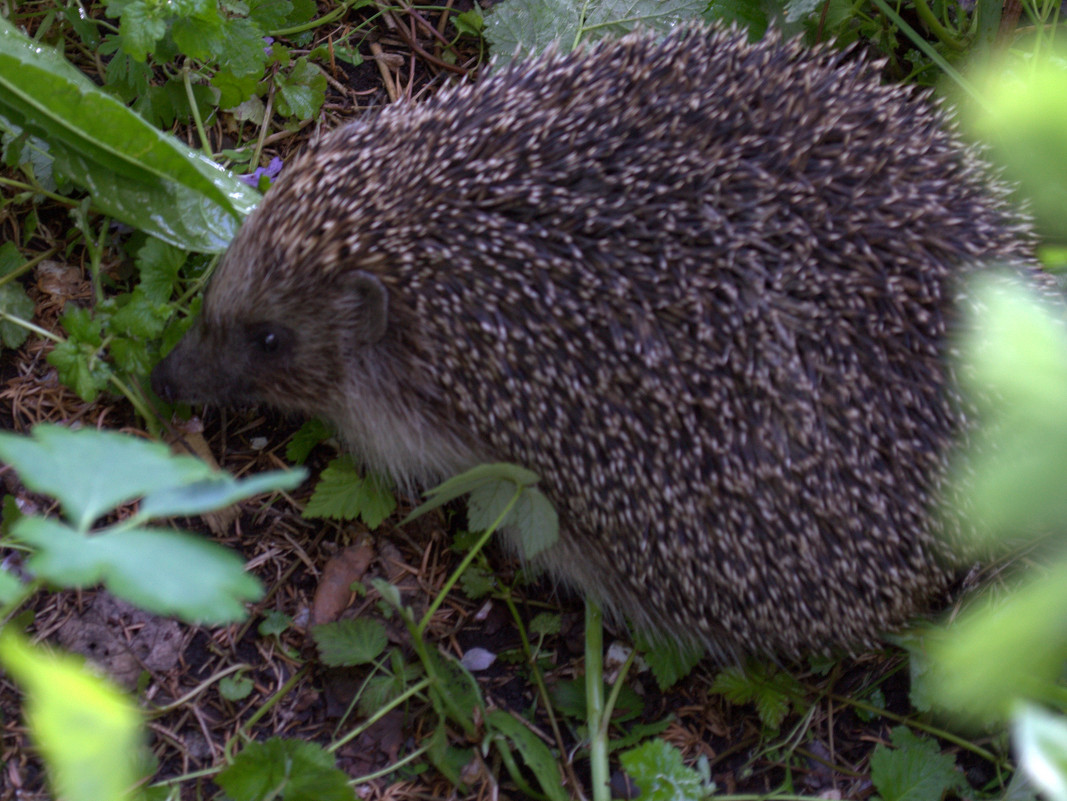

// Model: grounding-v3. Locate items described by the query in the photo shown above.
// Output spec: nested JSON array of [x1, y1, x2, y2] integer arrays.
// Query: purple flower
[[239, 156, 284, 188]]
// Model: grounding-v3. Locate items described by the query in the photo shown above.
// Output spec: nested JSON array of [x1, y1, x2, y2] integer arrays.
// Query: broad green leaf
[[618, 739, 709, 801], [965, 62, 1067, 240], [486, 709, 568, 801], [869, 727, 962, 801], [0, 632, 144, 801], [0, 17, 259, 251], [0, 425, 216, 530], [311, 618, 389, 667], [140, 469, 307, 519], [929, 563, 1067, 721], [16, 517, 262, 623], [1015, 703, 1067, 801], [404, 462, 540, 522], [216, 738, 355, 801], [949, 275, 1067, 540], [0, 567, 23, 603]]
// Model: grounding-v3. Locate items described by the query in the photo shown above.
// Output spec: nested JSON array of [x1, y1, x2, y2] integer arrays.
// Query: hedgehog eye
[[247, 323, 293, 357]]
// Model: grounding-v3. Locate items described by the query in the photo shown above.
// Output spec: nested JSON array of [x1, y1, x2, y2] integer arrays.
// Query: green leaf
[[16, 517, 263, 623], [285, 419, 332, 464], [135, 236, 188, 304], [250, 0, 295, 30], [113, 0, 167, 61], [929, 563, 1067, 721], [458, 565, 496, 599], [0, 17, 260, 252], [486, 709, 568, 801], [404, 462, 540, 522], [211, 68, 262, 109], [636, 632, 703, 691], [303, 456, 395, 528], [0, 632, 145, 801], [949, 274, 1067, 540], [0, 567, 23, 604], [139, 468, 306, 519], [0, 281, 33, 350], [1014, 703, 1067, 801], [619, 739, 709, 801], [0, 425, 216, 531], [171, 4, 225, 61], [218, 16, 271, 78], [258, 609, 291, 637], [966, 62, 1067, 239], [274, 58, 326, 120], [869, 727, 962, 801], [425, 647, 483, 735], [219, 674, 254, 701], [484, 0, 705, 66], [492, 486, 559, 558], [709, 664, 801, 731], [46, 340, 112, 402], [311, 618, 389, 667], [216, 738, 355, 801]]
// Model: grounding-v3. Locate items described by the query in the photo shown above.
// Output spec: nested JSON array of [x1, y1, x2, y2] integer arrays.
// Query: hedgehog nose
[[151, 361, 176, 403]]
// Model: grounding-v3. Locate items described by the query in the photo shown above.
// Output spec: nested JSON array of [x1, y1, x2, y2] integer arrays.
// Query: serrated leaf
[[468, 481, 558, 556], [709, 664, 800, 730], [275, 58, 326, 120], [16, 517, 262, 623], [258, 609, 291, 637], [619, 739, 707, 801], [285, 419, 332, 464], [869, 727, 962, 801], [302, 456, 395, 528], [45, 341, 111, 402], [0, 425, 216, 531], [311, 618, 388, 667], [218, 16, 271, 78], [216, 738, 355, 801], [636, 632, 703, 690], [135, 237, 187, 303], [0, 632, 145, 801], [506, 487, 558, 558], [0, 17, 259, 252], [114, 0, 167, 61], [486, 709, 568, 801]]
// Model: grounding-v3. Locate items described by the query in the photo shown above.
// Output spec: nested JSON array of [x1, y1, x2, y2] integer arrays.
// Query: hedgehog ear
[[347, 270, 389, 344]]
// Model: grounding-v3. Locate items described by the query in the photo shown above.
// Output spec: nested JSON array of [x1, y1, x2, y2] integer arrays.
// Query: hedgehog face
[[151, 252, 390, 422]]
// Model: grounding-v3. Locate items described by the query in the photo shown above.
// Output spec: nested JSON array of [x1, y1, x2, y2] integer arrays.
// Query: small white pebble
[[461, 647, 497, 671]]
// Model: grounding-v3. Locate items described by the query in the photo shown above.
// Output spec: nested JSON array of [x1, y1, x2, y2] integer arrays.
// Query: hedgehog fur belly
[[152, 25, 1036, 659]]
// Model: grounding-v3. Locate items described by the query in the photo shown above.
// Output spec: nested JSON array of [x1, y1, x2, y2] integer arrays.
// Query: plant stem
[[585, 599, 609, 801]]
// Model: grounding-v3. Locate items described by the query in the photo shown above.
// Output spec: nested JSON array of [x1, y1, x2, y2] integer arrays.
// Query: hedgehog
[[151, 25, 1038, 659]]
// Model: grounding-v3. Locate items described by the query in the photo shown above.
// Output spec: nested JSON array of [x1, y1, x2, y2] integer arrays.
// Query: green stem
[[912, 0, 967, 51], [585, 599, 609, 801], [183, 64, 213, 157], [415, 486, 519, 637]]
